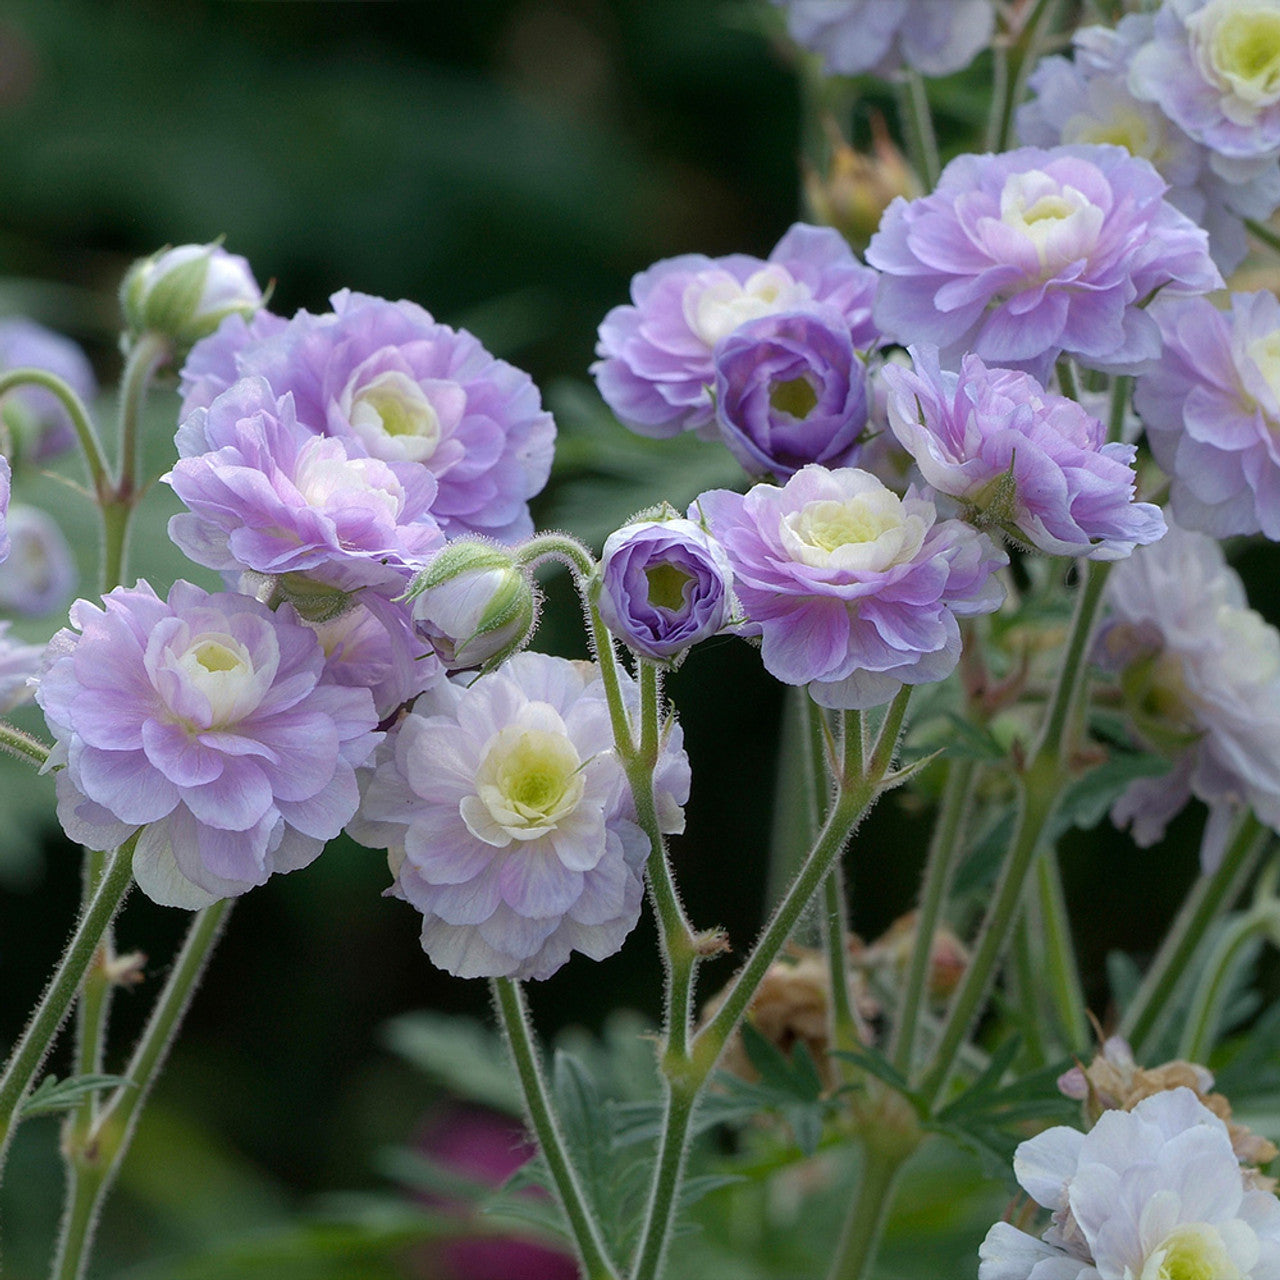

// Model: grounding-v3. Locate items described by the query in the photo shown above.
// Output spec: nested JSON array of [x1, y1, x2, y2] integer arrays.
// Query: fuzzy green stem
[[1120, 812, 1267, 1056], [0, 719, 50, 768], [515, 532, 597, 579], [827, 1144, 910, 1280], [491, 979, 619, 1280], [52, 900, 231, 1280], [898, 71, 940, 188], [0, 834, 137, 1182], [917, 561, 1111, 1105], [890, 758, 976, 1075], [1036, 847, 1089, 1052], [0, 369, 109, 497], [630, 1083, 697, 1280]]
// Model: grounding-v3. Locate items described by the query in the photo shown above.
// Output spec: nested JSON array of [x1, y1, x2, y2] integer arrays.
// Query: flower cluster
[[350, 652, 690, 980], [980, 1088, 1280, 1280], [882, 346, 1166, 559], [1017, 14, 1280, 271], [867, 144, 1222, 381], [593, 223, 878, 455], [1096, 524, 1280, 862], [696, 466, 1006, 709], [36, 580, 382, 907]]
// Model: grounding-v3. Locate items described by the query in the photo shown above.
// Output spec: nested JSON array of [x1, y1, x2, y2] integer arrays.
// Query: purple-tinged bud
[[120, 242, 264, 354], [408, 541, 537, 670], [597, 513, 735, 664]]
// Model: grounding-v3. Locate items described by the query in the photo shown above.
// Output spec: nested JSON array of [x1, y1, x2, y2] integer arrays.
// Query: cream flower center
[[999, 171, 1104, 272], [294, 440, 404, 521], [1138, 1223, 1244, 1280], [782, 488, 926, 573], [1195, 0, 1280, 109], [1067, 107, 1154, 159], [344, 371, 442, 463], [684, 265, 811, 349], [175, 633, 257, 727], [467, 725, 585, 844], [1246, 327, 1280, 412]]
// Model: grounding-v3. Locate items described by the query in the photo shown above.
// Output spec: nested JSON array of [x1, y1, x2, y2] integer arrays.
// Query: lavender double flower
[[593, 223, 878, 439], [167, 377, 444, 598], [1136, 291, 1280, 540], [36, 580, 382, 908], [351, 652, 690, 980], [867, 144, 1222, 381], [883, 346, 1166, 559], [179, 291, 555, 544], [1096, 525, 1280, 865], [713, 307, 870, 480], [696, 466, 1006, 709]]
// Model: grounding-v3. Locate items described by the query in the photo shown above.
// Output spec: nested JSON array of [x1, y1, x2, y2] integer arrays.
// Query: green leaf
[[1048, 751, 1170, 840], [381, 1012, 522, 1115], [830, 1044, 916, 1100], [21, 1072, 131, 1117]]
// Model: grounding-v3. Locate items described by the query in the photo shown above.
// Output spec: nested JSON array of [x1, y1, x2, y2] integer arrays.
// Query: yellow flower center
[[347, 371, 442, 462], [683, 265, 812, 348], [769, 375, 820, 420], [646, 562, 693, 613], [467, 724, 586, 844], [175, 633, 257, 727], [1138, 1224, 1243, 1280], [1206, 3, 1280, 105], [781, 483, 927, 573]]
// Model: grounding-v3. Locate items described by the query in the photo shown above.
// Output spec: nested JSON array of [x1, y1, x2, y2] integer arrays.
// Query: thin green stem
[[890, 758, 976, 1075], [1177, 906, 1279, 1065], [630, 1084, 697, 1280], [1036, 846, 1089, 1052], [1106, 375, 1132, 445], [897, 71, 940, 189], [1011, 908, 1049, 1068], [992, 0, 1066, 151], [0, 719, 50, 768], [52, 901, 231, 1280], [1120, 812, 1267, 1056], [823, 866, 860, 1052], [1246, 216, 1280, 256], [917, 561, 1111, 1105], [0, 370, 109, 496], [491, 979, 619, 1280], [0, 834, 137, 1182], [827, 1143, 910, 1280], [1055, 356, 1080, 404], [114, 332, 171, 505], [515, 532, 597, 579]]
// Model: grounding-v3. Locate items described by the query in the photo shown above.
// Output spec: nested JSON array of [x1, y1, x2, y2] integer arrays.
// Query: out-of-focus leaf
[[381, 1011, 522, 1116]]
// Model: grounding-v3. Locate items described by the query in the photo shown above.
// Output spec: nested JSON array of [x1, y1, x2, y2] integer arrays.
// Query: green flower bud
[[407, 541, 538, 670], [120, 242, 263, 354]]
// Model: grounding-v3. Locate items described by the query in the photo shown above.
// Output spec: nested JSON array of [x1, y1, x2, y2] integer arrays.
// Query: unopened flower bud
[[408, 541, 537, 670], [598, 513, 735, 664], [120, 242, 263, 354], [803, 115, 921, 252]]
